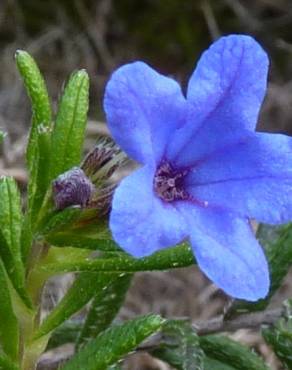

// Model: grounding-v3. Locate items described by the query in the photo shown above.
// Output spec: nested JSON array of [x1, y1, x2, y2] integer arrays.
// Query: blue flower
[[104, 35, 292, 301]]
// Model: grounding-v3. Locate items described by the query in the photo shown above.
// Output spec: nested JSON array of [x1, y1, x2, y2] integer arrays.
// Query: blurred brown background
[[1, 1, 292, 369], [1, 0, 292, 139]]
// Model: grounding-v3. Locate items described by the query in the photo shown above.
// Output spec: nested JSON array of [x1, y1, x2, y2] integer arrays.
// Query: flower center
[[154, 161, 189, 202]]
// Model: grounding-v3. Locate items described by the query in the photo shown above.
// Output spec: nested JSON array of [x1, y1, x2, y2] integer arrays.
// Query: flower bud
[[53, 167, 94, 210]]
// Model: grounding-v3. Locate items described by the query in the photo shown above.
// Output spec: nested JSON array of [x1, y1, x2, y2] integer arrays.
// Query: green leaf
[[76, 273, 132, 349], [15, 50, 52, 169], [16, 50, 52, 237], [38, 207, 83, 237], [28, 125, 52, 225], [0, 177, 31, 307], [0, 259, 19, 361], [35, 272, 107, 338], [225, 223, 292, 318], [199, 335, 269, 370], [40, 243, 195, 276], [35, 271, 130, 339], [47, 232, 120, 251], [258, 224, 292, 298], [21, 214, 33, 265], [46, 222, 121, 252], [262, 299, 292, 369], [0, 177, 23, 261], [62, 315, 164, 370], [46, 272, 132, 352], [151, 319, 204, 370], [46, 321, 82, 350], [50, 69, 89, 181], [0, 351, 19, 370], [203, 358, 236, 370]]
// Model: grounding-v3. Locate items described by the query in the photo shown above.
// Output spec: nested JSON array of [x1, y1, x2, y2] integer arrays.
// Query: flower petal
[[186, 132, 292, 224], [179, 204, 269, 301], [166, 35, 268, 167], [104, 62, 187, 164], [110, 165, 187, 257], [187, 34, 268, 120]]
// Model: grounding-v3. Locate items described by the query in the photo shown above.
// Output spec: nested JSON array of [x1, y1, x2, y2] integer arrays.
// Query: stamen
[[154, 161, 189, 202]]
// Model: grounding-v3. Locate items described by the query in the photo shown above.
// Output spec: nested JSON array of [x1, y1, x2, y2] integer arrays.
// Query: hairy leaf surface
[[62, 315, 163, 370], [152, 319, 204, 370], [50, 70, 89, 180], [40, 243, 195, 276], [0, 177, 30, 306], [262, 299, 292, 369], [76, 273, 132, 348], [199, 335, 269, 370], [0, 260, 19, 360]]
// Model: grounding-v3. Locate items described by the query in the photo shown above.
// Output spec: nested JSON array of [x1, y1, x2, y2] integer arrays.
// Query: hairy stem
[[20, 242, 51, 369]]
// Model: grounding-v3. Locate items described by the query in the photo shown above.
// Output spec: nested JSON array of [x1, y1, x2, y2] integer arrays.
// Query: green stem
[[10, 288, 36, 369], [22, 335, 50, 370], [33, 190, 53, 234], [19, 242, 51, 369]]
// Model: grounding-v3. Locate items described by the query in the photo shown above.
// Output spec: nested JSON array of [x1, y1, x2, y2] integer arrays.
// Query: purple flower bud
[[53, 167, 94, 210]]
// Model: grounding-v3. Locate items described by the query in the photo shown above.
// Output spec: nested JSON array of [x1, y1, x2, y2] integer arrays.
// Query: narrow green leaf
[[21, 214, 33, 265], [203, 358, 236, 370], [262, 328, 292, 369], [40, 243, 194, 276], [62, 315, 164, 370], [0, 177, 23, 259], [151, 319, 204, 370], [225, 223, 292, 318], [35, 272, 114, 339], [76, 273, 132, 349], [0, 177, 31, 307], [0, 351, 19, 370], [28, 125, 52, 225], [199, 335, 269, 370], [45, 273, 131, 351], [38, 207, 83, 237], [15, 50, 52, 168], [0, 259, 19, 361], [47, 232, 120, 251], [46, 222, 120, 252], [258, 223, 292, 298], [262, 299, 292, 369], [16, 50, 52, 241], [46, 321, 82, 350], [50, 70, 89, 180]]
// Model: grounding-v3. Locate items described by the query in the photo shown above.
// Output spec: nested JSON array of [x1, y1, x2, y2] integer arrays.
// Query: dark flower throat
[[154, 161, 189, 202]]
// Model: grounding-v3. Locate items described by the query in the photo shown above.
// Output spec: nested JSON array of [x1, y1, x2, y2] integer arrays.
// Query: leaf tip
[[15, 49, 30, 61]]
